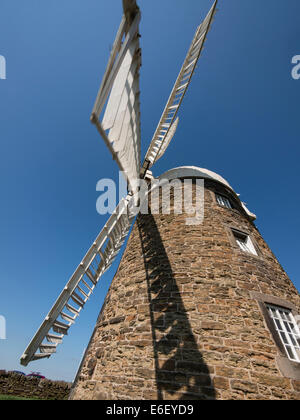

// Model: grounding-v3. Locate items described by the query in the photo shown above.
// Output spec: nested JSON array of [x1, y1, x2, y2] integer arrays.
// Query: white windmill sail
[[91, 0, 141, 194], [142, 0, 218, 173], [20, 197, 136, 366], [156, 117, 179, 162]]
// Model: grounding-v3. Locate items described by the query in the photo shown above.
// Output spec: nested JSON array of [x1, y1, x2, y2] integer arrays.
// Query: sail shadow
[[137, 214, 216, 400]]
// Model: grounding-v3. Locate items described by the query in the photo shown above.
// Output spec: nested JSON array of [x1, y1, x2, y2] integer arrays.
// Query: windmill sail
[[20, 197, 136, 366], [91, 0, 141, 194], [156, 117, 179, 162], [142, 0, 218, 172]]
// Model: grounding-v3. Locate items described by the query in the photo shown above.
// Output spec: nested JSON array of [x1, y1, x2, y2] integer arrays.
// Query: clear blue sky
[[0, 0, 299, 381]]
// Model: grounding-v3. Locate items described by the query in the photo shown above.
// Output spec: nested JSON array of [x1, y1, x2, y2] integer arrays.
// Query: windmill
[[20, 0, 218, 367]]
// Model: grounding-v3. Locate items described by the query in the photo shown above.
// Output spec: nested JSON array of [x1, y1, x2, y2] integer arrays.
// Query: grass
[[0, 394, 43, 400]]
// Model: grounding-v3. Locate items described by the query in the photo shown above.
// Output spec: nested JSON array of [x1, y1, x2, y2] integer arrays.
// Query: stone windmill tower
[[21, 1, 300, 400]]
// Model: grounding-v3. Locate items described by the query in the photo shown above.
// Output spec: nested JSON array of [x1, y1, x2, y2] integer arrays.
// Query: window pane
[[279, 310, 288, 320], [232, 230, 257, 256], [289, 334, 297, 347], [285, 346, 295, 360], [224, 198, 231, 208], [216, 194, 232, 209], [284, 322, 292, 333], [280, 331, 289, 344], [266, 304, 300, 363], [236, 239, 246, 251], [289, 323, 295, 333]]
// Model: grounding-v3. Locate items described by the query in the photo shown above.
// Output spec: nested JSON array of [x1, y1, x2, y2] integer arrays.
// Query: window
[[216, 193, 232, 209], [250, 291, 300, 379], [232, 229, 258, 255], [267, 305, 300, 363]]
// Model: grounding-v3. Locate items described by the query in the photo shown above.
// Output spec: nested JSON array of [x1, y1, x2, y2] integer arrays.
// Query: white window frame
[[267, 304, 300, 363], [216, 193, 232, 209], [232, 229, 258, 256]]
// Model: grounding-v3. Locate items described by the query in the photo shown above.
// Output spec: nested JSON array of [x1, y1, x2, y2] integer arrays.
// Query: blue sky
[[0, 0, 299, 381]]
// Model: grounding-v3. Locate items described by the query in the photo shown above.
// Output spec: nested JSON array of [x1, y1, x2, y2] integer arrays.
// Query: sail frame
[[91, 2, 142, 194], [20, 196, 137, 366], [142, 0, 218, 174]]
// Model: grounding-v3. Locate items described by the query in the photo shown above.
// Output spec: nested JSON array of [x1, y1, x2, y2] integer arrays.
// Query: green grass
[[0, 394, 43, 400]]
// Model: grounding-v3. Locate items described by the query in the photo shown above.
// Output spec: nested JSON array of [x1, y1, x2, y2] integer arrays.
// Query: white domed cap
[[157, 166, 256, 221], [158, 166, 233, 190]]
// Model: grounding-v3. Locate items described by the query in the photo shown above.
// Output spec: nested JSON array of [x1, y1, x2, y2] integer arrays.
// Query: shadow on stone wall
[[137, 214, 216, 400]]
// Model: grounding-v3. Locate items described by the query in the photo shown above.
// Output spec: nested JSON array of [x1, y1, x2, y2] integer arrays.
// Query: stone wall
[[0, 370, 71, 400], [70, 178, 300, 400]]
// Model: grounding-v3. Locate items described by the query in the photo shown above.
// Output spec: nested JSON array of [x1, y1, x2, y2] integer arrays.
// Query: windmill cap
[[158, 166, 233, 189], [158, 166, 256, 221]]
